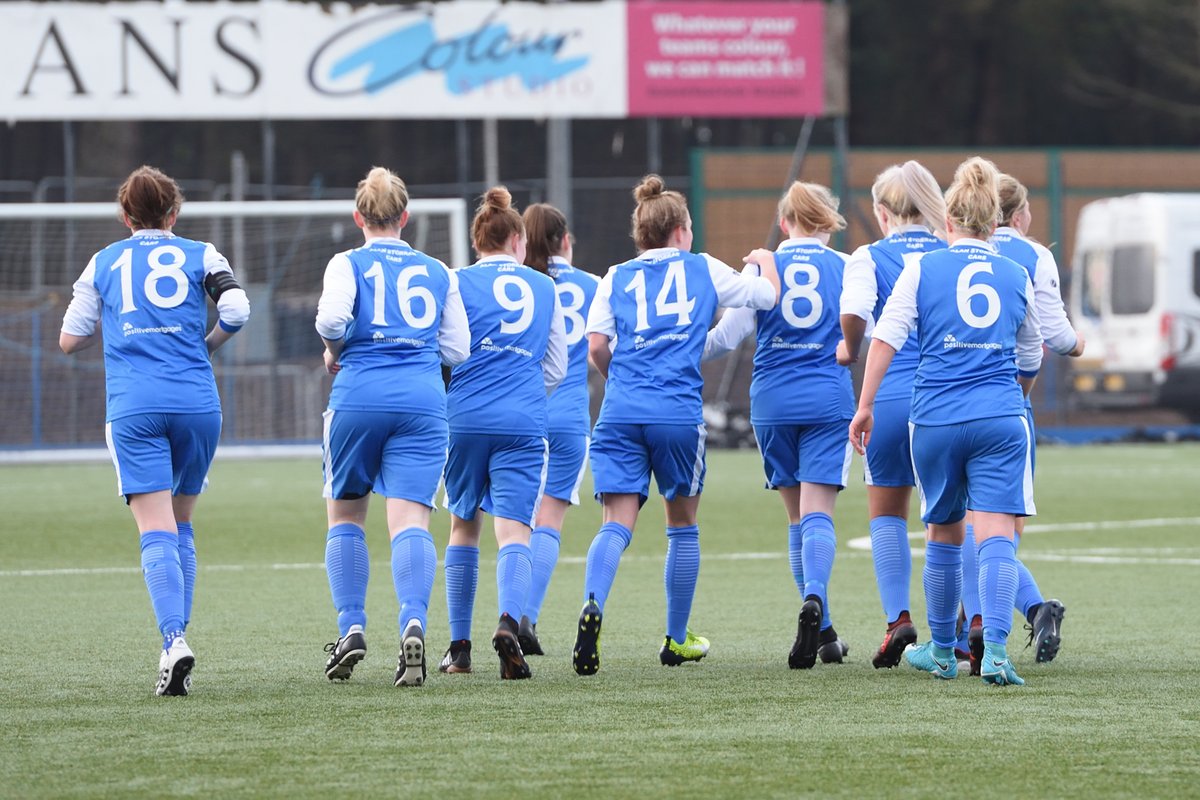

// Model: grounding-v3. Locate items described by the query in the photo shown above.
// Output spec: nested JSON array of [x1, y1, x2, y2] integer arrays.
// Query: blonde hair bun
[[484, 186, 513, 211], [634, 174, 666, 204]]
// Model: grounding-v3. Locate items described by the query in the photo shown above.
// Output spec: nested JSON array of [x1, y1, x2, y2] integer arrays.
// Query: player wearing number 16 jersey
[[572, 175, 780, 676], [440, 187, 568, 680], [703, 182, 852, 671], [59, 166, 251, 696]]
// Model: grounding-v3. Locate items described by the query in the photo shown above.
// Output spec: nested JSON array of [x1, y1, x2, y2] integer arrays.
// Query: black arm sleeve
[[204, 271, 242, 303]]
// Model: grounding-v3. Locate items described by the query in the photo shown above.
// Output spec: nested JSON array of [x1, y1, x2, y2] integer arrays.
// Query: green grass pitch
[[2, 444, 1199, 798]]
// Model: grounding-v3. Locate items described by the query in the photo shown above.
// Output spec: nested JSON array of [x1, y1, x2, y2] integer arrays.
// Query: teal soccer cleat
[[904, 641, 958, 679], [981, 642, 1026, 686]]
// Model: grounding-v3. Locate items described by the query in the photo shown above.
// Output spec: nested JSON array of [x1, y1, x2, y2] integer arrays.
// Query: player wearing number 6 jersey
[[572, 175, 780, 676], [59, 166, 251, 696], [703, 181, 852, 671], [850, 157, 1043, 687], [440, 187, 568, 680], [315, 168, 470, 687], [516, 203, 599, 657]]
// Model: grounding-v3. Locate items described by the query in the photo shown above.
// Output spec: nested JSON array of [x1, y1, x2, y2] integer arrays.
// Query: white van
[[1069, 193, 1200, 418]]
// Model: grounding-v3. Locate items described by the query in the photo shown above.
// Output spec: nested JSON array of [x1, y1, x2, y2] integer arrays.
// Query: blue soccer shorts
[[589, 422, 706, 504], [106, 411, 222, 497], [864, 396, 915, 487], [754, 420, 853, 489], [322, 409, 448, 506], [445, 433, 548, 526], [542, 431, 590, 505], [910, 415, 1036, 525]]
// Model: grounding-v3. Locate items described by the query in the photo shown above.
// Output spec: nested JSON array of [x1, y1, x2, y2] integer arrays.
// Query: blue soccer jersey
[[448, 256, 563, 437], [546, 257, 599, 435], [991, 227, 1079, 357]]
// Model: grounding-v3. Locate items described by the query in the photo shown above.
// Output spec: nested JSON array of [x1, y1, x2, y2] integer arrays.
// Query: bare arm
[[59, 332, 97, 354], [588, 332, 612, 380], [848, 339, 898, 455]]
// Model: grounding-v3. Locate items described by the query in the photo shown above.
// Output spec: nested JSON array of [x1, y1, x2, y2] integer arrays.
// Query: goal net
[[0, 199, 469, 452]]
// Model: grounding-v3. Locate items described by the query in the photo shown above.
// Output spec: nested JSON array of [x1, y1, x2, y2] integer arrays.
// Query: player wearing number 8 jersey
[[59, 166, 251, 696], [572, 175, 780, 676], [703, 181, 852, 671], [440, 187, 568, 680], [850, 157, 1043, 687], [315, 167, 470, 687]]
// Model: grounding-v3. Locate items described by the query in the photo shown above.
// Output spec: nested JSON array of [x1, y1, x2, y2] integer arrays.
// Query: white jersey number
[[781, 263, 822, 329], [111, 245, 189, 313], [624, 260, 696, 332], [956, 263, 1001, 328], [364, 262, 438, 329], [557, 282, 587, 345], [494, 275, 536, 334]]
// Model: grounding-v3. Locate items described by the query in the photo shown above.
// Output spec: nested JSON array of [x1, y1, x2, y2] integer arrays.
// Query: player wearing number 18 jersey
[[59, 166, 250, 696], [572, 175, 780, 676]]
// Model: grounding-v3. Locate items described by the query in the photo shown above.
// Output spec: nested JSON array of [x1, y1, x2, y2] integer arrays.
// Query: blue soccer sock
[[801, 512, 836, 618], [961, 524, 982, 622], [497, 542, 533, 622], [326, 523, 369, 636], [664, 525, 700, 643], [787, 522, 805, 594], [140, 530, 185, 638], [923, 541, 963, 649], [176, 521, 197, 630], [526, 525, 562, 624], [444, 545, 479, 641], [583, 522, 632, 612], [869, 515, 911, 624], [978, 535, 1019, 645], [1012, 532, 1045, 620], [390, 527, 436, 634]]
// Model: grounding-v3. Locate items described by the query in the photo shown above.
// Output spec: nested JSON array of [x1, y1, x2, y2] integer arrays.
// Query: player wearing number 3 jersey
[[60, 166, 251, 696], [440, 187, 568, 680], [572, 175, 780, 676]]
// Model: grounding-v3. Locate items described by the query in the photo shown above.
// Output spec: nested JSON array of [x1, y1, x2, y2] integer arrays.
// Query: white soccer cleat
[[156, 634, 195, 696]]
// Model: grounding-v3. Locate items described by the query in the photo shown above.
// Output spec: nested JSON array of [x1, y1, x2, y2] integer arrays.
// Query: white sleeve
[[61, 256, 102, 336], [840, 245, 879, 322], [871, 260, 921, 351], [704, 253, 776, 311], [702, 306, 757, 362], [204, 243, 250, 331], [1031, 245, 1078, 355], [437, 265, 471, 366], [543, 291, 569, 393], [584, 268, 616, 338], [1017, 273, 1044, 374], [315, 253, 357, 341]]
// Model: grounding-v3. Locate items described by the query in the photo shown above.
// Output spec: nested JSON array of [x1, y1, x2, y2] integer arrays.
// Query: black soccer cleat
[[395, 623, 426, 687], [492, 613, 532, 680], [788, 597, 823, 670], [518, 614, 544, 656], [872, 614, 918, 669], [572, 594, 603, 676], [818, 626, 849, 664], [438, 639, 472, 674], [968, 620, 984, 677], [324, 627, 366, 681], [1027, 599, 1066, 663]]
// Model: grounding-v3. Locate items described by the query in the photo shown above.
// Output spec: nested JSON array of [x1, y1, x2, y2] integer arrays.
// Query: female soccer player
[[572, 174, 780, 676], [702, 181, 852, 670], [59, 166, 250, 696], [838, 161, 948, 669], [849, 157, 1043, 687], [956, 172, 1086, 671], [516, 203, 599, 657], [315, 167, 470, 687], [439, 187, 568, 680]]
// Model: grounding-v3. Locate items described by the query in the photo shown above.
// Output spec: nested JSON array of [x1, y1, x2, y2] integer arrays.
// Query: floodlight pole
[[547, 118, 572, 221], [484, 117, 500, 188]]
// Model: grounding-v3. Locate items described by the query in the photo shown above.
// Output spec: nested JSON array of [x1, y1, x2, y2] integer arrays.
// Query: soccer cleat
[[572, 595, 603, 676], [1026, 599, 1066, 663], [872, 614, 917, 669], [438, 639, 472, 674], [904, 641, 958, 679], [518, 614, 544, 656], [155, 631, 194, 696], [324, 626, 367, 681], [981, 642, 1025, 686], [492, 613, 532, 680], [968, 617, 984, 677], [788, 598, 822, 670], [818, 627, 849, 664], [395, 623, 426, 687], [659, 629, 710, 666]]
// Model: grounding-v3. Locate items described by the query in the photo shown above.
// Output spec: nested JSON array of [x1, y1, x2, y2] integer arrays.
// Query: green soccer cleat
[[904, 641, 958, 680], [659, 629, 710, 666], [572, 594, 603, 676], [981, 642, 1026, 686]]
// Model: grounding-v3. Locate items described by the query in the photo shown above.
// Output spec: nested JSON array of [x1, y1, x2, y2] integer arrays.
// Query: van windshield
[[1110, 245, 1155, 315]]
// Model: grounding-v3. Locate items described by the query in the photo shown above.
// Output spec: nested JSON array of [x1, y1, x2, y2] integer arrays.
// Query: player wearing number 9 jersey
[[315, 168, 471, 687], [850, 157, 1043, 687], [440, 187, 568, 680], [571, 175, 780, 676], [703, 181, 852, 671], [59, 166, 251, 696], [514, 203, 600, 657]]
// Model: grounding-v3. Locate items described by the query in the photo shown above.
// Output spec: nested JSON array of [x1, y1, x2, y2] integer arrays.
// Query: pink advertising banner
[[626, 0, 825, 118]]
